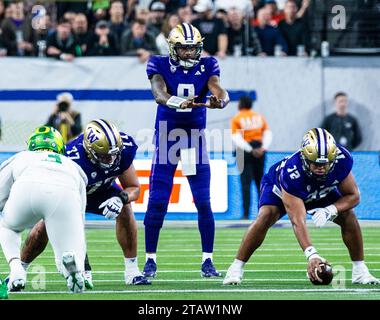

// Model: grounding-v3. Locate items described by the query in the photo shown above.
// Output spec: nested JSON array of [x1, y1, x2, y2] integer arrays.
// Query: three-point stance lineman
[[143, 23, 230, 278], [224, 128, 379, 285], [0, 126, 87, 293]]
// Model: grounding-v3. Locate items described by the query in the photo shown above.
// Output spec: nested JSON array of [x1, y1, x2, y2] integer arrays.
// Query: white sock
[[146, 253, 157, 262], [202, 252, 213, 262], [232, 259, 246, 270], [0, 227, 21, 262], [9, 258, 22, 272], [352, 261, 366, 270], [21, 261, 30, 271], [125, 257, 139, 273]]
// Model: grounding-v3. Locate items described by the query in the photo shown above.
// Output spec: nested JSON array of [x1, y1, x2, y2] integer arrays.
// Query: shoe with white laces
[[62, 252, 85, 293], [83, 270, 94, 289], [223, 265, 244, 285], [125, 270, 152, 285]]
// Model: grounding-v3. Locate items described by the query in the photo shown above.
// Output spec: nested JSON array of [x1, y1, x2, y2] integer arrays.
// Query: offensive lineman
[[143, 23, 230, 278], [19, 120, 150, 286], [224, 128, 379, 285], [0, 126, 87, 293]]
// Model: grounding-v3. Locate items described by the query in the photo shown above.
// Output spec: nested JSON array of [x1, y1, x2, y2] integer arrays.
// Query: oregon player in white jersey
[[0, 126, 88, 294]]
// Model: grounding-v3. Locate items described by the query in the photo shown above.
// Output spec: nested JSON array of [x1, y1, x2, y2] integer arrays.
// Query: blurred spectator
[[263, 0, 285, 26], [192, 0, 228, 58], [215, 8, 228, 27], [120, 19, 158, 62], [278, 0, 309, 56], [156, 13, 179, 55], [46, 17, 82, 61], [231, 96, 272, 220], [86, 20, 119, 56], [125, 0, 140, 23], [109, 0, 127, 42], [226, 7, 263, 56], [46, 92, 82, 143], [321, 92, 362, 151], [147, 1, 167, 37], [63, 11, 77, 26], [295, 0, 310, 19], [134, 6, 150, 24], [177, 5, 193, 24], [254, 7, 287, 56], [215, 0, 253, 16], [1, 0, 36, 56], [34, 13, 53, 57], [72, 13, 91, 54]]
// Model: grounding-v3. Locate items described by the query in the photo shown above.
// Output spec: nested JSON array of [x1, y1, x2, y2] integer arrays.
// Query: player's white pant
[[0, 178, 86, 278]]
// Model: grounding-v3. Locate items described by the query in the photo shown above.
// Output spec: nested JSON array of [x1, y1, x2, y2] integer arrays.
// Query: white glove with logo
[[99, 196, 123, 219], [309, 205, 338, 227]]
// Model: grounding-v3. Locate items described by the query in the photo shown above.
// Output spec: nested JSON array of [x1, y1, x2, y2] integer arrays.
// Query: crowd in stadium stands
[[0, 0, 311, 61]]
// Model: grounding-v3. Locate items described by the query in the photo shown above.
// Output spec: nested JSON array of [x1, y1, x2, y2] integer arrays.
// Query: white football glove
[[99, 196, 123, 219], [309, 205, 338, 227]]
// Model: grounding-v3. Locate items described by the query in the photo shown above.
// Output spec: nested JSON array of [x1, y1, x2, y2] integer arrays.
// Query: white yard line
[[12, 288, 380, 295]]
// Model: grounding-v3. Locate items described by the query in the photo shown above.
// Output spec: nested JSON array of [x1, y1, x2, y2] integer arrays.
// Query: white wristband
[[304, 246, 318, 260], [166, 96, 187, 109]]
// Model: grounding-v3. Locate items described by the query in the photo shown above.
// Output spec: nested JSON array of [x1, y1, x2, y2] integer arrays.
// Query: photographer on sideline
[[46, 92, 82, 143]]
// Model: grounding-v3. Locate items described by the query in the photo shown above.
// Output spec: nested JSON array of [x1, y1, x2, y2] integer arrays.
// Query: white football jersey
[[0, 151, 88, 212]]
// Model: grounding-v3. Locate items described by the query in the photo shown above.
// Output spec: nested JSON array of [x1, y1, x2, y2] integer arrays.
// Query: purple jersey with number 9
[[146, 55, 220, 132]]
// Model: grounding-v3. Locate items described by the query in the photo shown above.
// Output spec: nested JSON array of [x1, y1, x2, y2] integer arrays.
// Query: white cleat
[[223, 267, 244, 285], [352, 270, 380, 285], [8, 264, 27, 292], [62, 252, 85, 293]]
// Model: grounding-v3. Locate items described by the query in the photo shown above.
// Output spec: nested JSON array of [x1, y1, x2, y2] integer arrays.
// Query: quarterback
[[143, 23, 229, 278], [0, 126, 87, 293], [224, 128, 379, 285], [19, 120, 150, 286]]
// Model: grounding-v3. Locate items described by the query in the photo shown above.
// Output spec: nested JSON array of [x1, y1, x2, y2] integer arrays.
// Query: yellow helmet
[[300, 128, 337, 179], [83, 119, 123, 169], [167, 23, 203, 68]]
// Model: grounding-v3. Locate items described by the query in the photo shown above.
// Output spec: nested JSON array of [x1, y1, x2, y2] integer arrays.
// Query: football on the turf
[[310, 263, 334, 285]]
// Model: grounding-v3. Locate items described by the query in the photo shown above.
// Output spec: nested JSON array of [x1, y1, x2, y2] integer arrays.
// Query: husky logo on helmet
[[27, 126, 66, 155], [300, 128, 337, 180], [167, 23, 203, 69], [83, 119, 123, 169]]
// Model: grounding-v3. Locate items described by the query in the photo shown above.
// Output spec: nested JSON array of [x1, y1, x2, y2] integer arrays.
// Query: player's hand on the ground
[[307, 256, 327, 283], [309, 205, 338, 227], [99, 196, 123, 219]]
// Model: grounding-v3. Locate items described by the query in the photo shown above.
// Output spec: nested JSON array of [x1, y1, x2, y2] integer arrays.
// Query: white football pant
[[0, 179, 86, 278]]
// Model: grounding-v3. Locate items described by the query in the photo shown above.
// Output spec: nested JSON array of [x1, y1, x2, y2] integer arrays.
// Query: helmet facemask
[[87, 145, 122, 170], [300, 128, 337, 182], [169, 42, 203, 68]]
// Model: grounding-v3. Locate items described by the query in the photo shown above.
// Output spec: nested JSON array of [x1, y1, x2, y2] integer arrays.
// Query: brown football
[[310, 263, 334, 285]]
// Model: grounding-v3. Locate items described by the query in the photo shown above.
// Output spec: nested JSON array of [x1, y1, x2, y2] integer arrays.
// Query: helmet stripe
[[93, 119, 116, 148], [181, 23, 188, 40], [316, 128, 326, 158], [188, 24, 194, 40], [321, 128, 327, 157]]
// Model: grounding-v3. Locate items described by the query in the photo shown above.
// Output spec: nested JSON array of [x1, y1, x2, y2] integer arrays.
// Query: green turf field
[[1, 225, 380, 300]]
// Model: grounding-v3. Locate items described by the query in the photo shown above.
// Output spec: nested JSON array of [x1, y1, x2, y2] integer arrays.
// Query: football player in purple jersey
[[224, 128, 379, 285], [143, 23, 230, 278], [18, 120, 151, 287]]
